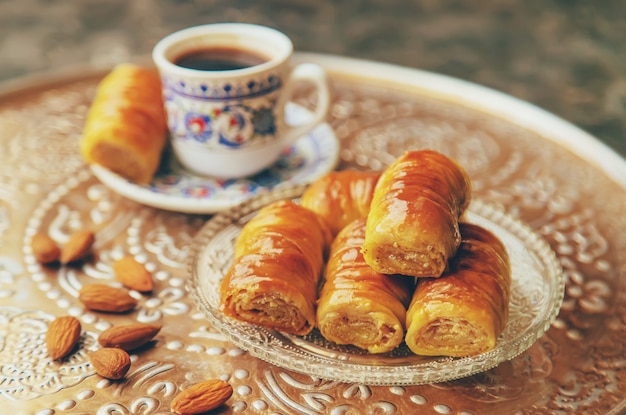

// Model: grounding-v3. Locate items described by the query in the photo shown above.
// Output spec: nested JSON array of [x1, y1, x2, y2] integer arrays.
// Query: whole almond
[[170, 379, 233, 415], [113, 256, 153, 292], [79, 283, 137, 313], [89, 347, 131, 380], [31, 233, 61, 264], [46, 316, 82, 360], [98, 323, 162, 351], [61, 230, 95, 264]]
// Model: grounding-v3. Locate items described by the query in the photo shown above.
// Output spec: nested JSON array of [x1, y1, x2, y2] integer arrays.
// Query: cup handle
[[279, 63, 330, 145]]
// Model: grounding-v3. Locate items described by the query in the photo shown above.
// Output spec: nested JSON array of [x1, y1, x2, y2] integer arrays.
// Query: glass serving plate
[[189, 184, 565, 386]]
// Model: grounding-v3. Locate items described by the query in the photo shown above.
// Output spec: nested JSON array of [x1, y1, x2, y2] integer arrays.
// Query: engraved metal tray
[[1, 54, 625, 414]]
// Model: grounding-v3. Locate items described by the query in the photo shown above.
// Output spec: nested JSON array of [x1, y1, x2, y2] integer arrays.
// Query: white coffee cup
[[152, 23, 330, 178]]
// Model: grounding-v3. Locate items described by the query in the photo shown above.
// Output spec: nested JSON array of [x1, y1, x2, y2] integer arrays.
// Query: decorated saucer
[[91, 104, 339, 214]]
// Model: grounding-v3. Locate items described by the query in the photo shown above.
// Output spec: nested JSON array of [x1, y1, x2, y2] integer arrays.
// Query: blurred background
[[1, 0, 624, 158]]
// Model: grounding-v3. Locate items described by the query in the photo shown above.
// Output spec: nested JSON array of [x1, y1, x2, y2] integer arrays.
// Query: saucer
[[91, 104, 340, 214]]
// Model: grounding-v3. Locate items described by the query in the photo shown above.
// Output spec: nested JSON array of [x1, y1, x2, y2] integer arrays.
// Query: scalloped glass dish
[[189, 185, 565, 386]]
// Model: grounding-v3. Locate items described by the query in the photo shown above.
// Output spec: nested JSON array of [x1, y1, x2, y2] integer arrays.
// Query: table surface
[[1, 2, 626, 415], [1, 0, 625, 158]]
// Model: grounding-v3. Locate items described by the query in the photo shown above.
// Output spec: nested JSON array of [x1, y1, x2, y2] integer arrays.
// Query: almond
[[78, 283, 137, 313], [170, 379, 233, 415], [89, 347, 131, 380], [31, 232, 61, 264], [98, 323, 162, 351], [61, 230, 95, 264], [113, 256, 153, 292], [46, 315, 82, 360]]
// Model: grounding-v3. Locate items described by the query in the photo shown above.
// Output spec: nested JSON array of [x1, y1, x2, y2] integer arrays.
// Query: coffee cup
[[152, 23, 330, 179]]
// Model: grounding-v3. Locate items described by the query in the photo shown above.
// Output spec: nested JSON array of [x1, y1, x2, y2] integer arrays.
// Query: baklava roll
[[220, 200, 332, 336], [317, 218, 414, 353], [301, 170, 381, 236], [81, 63, 167, 184], [405, 223, 511, 357], [362, 150, 471, 277]]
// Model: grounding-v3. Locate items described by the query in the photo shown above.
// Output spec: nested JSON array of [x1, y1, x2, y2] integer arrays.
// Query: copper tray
[[1, 53, 625, 414]]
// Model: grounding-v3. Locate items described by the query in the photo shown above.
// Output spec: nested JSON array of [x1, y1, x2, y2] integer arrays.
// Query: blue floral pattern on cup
[[162, 74, 282, 100], [252, 107, 276, 136], [215, 104, 253, 147], [162, 73, 280, 149], [185, 112, 212, 142]]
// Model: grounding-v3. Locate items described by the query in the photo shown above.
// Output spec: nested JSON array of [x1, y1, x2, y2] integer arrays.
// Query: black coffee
[[174, 47, 268, 71]]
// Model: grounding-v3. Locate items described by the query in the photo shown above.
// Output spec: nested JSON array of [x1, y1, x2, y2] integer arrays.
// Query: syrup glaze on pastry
[[405, 223, 511, 357], [81, 63, 167, 184], [301, 170, 381, 236], [362, 150, 471, 277], [220, 200, 332, 336], [317, 218, 414, 353]]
